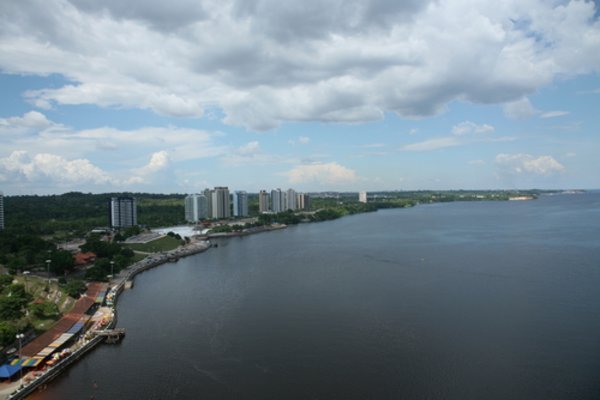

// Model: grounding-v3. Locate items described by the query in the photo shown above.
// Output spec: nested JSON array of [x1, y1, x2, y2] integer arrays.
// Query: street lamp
[[23, 271, 30, 292], [110, 261, 115, 280], [16, 333, 24, 388]]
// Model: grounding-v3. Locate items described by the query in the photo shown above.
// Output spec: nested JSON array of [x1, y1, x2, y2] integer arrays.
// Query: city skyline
[[1, 1, 599, 195]]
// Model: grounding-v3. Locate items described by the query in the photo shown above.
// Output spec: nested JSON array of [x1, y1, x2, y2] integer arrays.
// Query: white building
[[185, 194, 208, 222], [359, 191, 368, 203], [271, 188, 284, 213], [286, 188, 297, 210], [233, 191, 249, 217], [110, 197, 137, 228], [211, 187, 230, 219], [258, 190, 270, 213]]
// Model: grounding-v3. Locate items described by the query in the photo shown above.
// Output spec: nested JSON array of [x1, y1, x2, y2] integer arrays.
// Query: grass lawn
[[125, 235, 182, 253], [131, 253, 148, 263]]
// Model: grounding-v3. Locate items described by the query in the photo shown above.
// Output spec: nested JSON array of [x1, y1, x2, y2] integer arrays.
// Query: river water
[[30, 193, 600, 399]]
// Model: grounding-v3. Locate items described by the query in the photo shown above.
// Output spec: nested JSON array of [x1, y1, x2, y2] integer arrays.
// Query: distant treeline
[[2, 189, 555, 237], [3, 192, 186, 236]]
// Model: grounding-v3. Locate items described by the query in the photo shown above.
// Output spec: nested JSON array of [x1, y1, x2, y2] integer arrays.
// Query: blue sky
[[1, 0, 599, 195]]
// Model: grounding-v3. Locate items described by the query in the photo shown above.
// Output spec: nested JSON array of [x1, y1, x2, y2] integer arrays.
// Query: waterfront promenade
[[0, 239, 211, 399]]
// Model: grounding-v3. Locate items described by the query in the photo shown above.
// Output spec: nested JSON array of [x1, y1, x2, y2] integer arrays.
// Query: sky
[[0, 0, 599, 195]]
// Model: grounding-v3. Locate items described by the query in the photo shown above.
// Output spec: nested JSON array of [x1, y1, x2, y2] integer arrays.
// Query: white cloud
[[0, 150, 112, 185], [298, 136, 310, 144], [0, 1, 598, 130], [221, 141, 285, 165], [495, 153, 565, 175], [401, 137, 461, 152], [0, 111, 55, 134], [503, 97, 537, 119], [540, 110, 570, 118], [285, 162, 358, 185], [133, 151, 170, 175], [451, 121, 494, 136]]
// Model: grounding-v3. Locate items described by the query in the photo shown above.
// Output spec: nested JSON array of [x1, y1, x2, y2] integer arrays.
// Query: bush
[[30, 301, 59, 318], [64, 280, 87, 298]]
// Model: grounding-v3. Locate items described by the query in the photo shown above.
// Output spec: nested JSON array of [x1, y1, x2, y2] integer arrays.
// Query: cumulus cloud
[[0, 111, 54, 134], [285, 162, 358, 185], [451, 121, 494, 136], [495, 153, 565, 175], [503, 97, 537, 119], [133, 151, 170, 175], [1, 0, 598, 130], [0, 150, 111, 184]]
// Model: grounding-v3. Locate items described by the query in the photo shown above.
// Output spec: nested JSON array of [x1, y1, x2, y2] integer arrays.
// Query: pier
[[93, 329, 126, 344]]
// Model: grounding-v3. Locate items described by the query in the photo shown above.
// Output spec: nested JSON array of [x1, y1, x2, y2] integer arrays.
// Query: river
[[30, 192, 600, 399]]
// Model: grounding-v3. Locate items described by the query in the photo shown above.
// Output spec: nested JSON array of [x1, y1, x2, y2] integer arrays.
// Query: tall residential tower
[[211, 187, 230, 219], [109, 197, 137, 228], [185, 194, 208, 222], [233, 191, 249, 217]]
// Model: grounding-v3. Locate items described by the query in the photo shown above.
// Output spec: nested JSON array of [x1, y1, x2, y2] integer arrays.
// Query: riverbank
[[2, 239, 212, 400], [2, 223, 289, 399]]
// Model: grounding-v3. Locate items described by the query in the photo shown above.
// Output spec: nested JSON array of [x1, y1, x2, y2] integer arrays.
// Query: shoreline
[[4, 241, 211, 399], [3, 224, 287, 399]]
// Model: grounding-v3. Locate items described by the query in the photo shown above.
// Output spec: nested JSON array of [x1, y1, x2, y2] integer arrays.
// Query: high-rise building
[[0, 191, 4, 231], [211, 187, 230, 219], [271, 188, 284, 213], [359, 191, 368, 203], [297, 193, 311, 211], [203, 188, 214, 218], [258, 190, 270, 213], [286, 188, 297, 210], [109, 197, 137, 228], [233, 191, 248, 217], [185, 194, 208, 222]]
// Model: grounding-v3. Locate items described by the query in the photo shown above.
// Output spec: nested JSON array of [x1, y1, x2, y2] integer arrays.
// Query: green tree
[[0, 321, 18, 347], [30, 301, 60, 318], [0, 296, 27, 320], [50, 249, 75, 275], [85, 266, 109, 282], [0, 275, 15, 290], [64, 280, 87, 298]]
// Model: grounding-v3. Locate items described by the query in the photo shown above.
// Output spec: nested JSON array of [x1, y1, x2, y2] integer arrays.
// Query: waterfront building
[[286, 188, 297, 210], [297, 193, 311, 211], [211, 186, 231, 219], [258, 190, 270, 213], [203, 188, 214, 217], [185, 194, 208, 222], [271, 188, 284, 213], [0, 191, 4, 231], [233, 191, 249, 217], [109, 197, 137, 228], [359, 191, 368, 203]]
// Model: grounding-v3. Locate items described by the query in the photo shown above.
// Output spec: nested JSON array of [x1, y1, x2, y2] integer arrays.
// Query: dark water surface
[[31, 193, 600, 399]]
